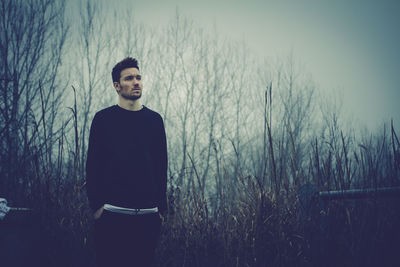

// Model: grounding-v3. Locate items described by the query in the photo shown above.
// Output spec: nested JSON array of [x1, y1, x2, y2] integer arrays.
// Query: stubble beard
[[123, 93, 141, 100], [121, 89, 142, 100]]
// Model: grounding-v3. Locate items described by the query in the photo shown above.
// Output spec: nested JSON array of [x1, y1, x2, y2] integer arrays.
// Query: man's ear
[[113, 82, 120, 93]]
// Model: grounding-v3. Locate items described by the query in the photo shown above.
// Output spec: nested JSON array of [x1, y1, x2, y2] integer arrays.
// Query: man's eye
[[136, 76, 141, 80]]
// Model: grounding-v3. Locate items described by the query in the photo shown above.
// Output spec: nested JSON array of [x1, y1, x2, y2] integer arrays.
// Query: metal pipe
[[319, 186, 400, 200]]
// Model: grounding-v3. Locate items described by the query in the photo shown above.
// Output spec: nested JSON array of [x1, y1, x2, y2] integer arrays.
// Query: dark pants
[[94, 210, 161, 267]]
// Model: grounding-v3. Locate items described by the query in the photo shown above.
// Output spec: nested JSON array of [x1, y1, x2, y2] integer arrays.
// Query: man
[[86, 57, 167, 267]]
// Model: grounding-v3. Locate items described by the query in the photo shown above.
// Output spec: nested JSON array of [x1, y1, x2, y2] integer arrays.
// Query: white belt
[[104, 204, 158, 215]]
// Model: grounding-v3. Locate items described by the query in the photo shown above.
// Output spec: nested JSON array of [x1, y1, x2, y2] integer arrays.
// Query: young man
[[86, 57, 167, 267]]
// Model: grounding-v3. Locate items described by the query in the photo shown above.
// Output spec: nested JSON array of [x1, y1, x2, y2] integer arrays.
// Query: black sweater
[[85, 105, 167, 215]]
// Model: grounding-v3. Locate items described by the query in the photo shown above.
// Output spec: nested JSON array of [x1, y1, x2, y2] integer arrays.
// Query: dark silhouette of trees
[[1, 1, 399, 266]]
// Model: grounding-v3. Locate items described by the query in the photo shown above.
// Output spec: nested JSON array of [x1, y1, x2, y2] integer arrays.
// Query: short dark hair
[[111, 57, 140, 83]]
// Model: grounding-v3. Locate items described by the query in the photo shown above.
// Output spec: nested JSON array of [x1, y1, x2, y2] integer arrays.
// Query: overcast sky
[[101, 0, 399, 131]]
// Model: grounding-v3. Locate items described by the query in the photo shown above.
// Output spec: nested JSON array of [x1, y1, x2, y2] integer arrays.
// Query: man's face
[[114, 67, 142, 100]]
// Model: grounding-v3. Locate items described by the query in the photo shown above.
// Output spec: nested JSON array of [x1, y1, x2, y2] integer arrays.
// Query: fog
[[1, 0, 399, 266]]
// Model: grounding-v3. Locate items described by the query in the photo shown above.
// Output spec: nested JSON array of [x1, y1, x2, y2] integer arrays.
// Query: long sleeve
[[85, 113, 105, 212], [157, 115, 168, 215], [86, 106, 168, 213]]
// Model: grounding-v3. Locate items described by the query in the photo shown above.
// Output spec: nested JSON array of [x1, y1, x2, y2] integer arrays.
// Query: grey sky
[[106, 0, 400, 131]]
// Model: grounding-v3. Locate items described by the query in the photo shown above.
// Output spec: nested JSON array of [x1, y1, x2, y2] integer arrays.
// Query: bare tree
[[0, 0, 68, 201], [70, 0, 117, 182]]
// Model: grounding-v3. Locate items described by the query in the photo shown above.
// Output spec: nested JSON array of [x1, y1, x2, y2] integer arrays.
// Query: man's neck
[[118, 98, 143, 111]]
